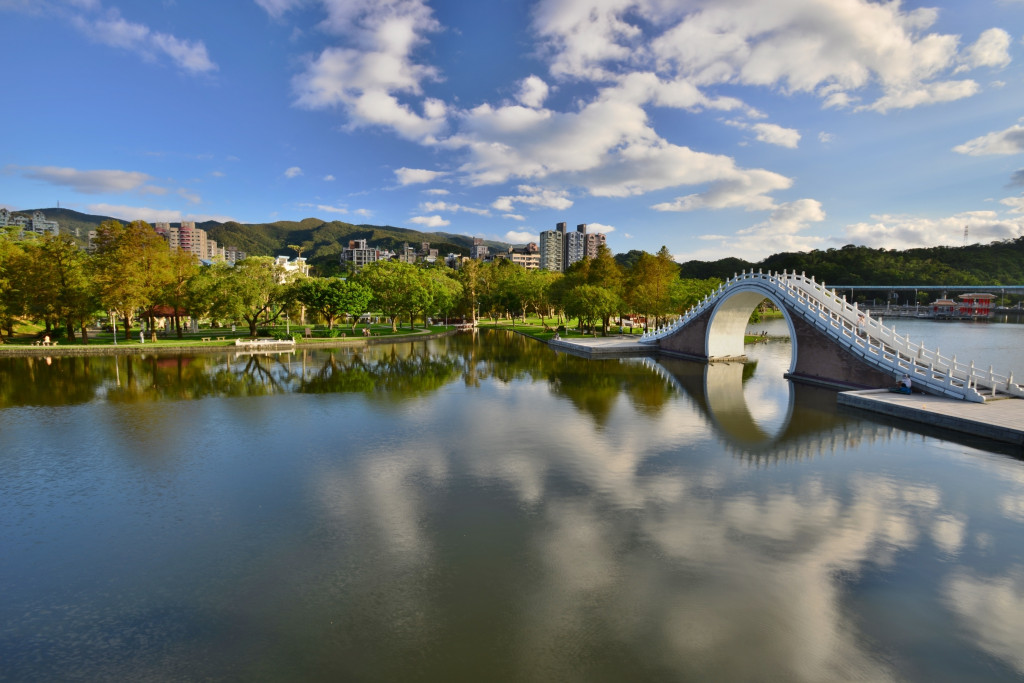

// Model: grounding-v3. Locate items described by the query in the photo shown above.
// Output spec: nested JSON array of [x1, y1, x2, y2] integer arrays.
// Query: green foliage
[[678, 238, 1024, 286], [293, 277, 372, 330]]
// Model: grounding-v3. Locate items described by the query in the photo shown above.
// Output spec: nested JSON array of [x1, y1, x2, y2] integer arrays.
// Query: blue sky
[[2, 0, 1023, 262]]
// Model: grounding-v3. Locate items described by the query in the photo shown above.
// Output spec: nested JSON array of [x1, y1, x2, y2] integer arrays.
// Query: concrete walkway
[[548, 335, 653, 357], [838, 389, 1024, 446]]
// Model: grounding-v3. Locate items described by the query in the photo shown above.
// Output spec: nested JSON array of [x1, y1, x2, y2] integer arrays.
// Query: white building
[[0, 209, 60, 237]]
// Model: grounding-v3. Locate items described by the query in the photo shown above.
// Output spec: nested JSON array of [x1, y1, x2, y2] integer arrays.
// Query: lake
[[2, 323, 1024, 681]]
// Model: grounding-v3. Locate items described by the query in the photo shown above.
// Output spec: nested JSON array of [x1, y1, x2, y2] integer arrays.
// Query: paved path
[[548, 336, 652, 357], [838, 389, 1024, 446]]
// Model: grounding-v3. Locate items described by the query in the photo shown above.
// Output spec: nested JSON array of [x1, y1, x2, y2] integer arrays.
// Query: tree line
[[0, 220, 724, 344]]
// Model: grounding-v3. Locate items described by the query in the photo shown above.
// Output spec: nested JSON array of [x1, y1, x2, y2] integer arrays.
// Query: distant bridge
[[639, 270, 1024, 403]]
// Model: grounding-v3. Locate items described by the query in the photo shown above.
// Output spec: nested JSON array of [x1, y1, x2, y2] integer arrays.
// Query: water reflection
[[4, 332, 1024, 680]]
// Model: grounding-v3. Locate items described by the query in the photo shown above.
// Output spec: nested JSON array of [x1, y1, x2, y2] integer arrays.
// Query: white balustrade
[[638, 269, 1022, 401]]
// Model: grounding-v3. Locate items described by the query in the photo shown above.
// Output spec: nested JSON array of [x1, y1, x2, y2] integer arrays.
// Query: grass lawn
[[1, 321, 454, 348]]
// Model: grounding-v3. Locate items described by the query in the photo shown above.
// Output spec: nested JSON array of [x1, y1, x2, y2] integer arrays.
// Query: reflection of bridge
[[639, 356, 897, 463], [640, 270, 1023, 403]]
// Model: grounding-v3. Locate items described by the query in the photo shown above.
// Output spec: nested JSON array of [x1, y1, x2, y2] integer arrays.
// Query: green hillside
[[679, 239, 1024, 286], [23, 208, 510, 268]]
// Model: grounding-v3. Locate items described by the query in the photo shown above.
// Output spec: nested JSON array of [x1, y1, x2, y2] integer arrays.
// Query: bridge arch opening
[[705, 287, 797, 374]]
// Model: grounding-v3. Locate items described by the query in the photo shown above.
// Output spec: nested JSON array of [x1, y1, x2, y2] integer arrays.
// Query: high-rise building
[[564, 223, 588, 268], [154, 221, 211, 259], [539, 222, 565, 271], [584, 228, 606, 259]]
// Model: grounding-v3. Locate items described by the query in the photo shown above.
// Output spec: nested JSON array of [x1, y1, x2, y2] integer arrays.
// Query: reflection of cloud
[[999, 495, 1024, 523], [931, 514, 966, 556], [947, 569, 1024, 673]]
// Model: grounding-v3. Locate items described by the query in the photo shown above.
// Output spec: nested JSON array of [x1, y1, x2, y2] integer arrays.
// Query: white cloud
[[71, 8, 216, 74], [818, 132, 834, 144], [324, 174, 336, 181], [843, 210, 1024, 249], [750, 123, 800, 149], [999, 196, 1024, 213], [291, 0, 446, 141], [517, 75, 550, 108], [254, 0, 303, 19], [395, 167, 446, 185], [862, 79, 979, 113], [505, 230, 536, 243], [534, 0, 985, 115], [502, 213, 526, 221], [177, 188, 201, 204], [354, 208, 373, 217], [682, 198, 826, 261], [317, 204, 348, 214], [84, 204, 235, 224], [726, 120, 801, 148], [13, 165, 155, 194], [284, 166, 303, 178], [962, 28, 1012, 69], [651, 168, 792, 212], [423, 188, 449, 195], [586, 222, 615, 234], [492, 186, 573, 212], [420, 201, 490, 216], [954, 122, 1024, 156], [410, 214, 450, 227]]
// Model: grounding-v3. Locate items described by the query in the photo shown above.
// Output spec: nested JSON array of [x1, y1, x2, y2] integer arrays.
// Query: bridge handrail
[[641, 269, 1022, 401]]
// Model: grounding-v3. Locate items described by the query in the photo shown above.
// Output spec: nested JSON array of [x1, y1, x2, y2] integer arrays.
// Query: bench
[[201, 337, 211, 342], [216, 336, 226, 341]]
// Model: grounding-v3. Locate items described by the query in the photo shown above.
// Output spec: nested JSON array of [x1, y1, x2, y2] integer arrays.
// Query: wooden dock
[[838, 389, 1024, 446]]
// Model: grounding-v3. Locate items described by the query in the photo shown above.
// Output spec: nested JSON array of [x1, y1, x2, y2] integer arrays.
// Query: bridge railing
[[641, 269, 1022, 402]]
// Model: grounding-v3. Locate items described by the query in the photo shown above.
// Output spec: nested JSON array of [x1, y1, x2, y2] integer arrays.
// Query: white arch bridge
[[638, 270, 1023, 403]]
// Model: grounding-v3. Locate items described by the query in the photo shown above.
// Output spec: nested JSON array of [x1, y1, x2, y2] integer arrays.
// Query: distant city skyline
[[2, 0, 1023, 262]]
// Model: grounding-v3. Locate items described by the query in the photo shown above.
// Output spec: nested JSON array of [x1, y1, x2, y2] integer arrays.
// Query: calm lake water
[[2, 323, 1024, 681]]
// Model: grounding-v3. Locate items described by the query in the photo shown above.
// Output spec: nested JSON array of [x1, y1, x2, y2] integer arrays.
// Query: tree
[[0, 232, 26, 340], [626, 246, 678, 331], [161, 248, 200, 338], [29, 234, 98, 342], [92, 220, 172, 339], [420, 267, 463, 325], [562, 284, 619, 334], [210, 256, 289, 336], [293, 277, 372, 330], [586, 244, 625, 334], [355, 260, 424, 332]]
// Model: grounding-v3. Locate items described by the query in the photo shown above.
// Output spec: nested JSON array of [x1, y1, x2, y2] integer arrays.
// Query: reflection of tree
[[1, 332, 677, 417], [547, 357, 673, 426], [299, 346, 464, 401], [0, 356, 113, 408]]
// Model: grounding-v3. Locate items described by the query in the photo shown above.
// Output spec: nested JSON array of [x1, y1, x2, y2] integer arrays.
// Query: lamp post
[[110, 311, 117, 345]]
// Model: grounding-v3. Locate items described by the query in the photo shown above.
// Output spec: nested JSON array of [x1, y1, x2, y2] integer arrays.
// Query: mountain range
[[17, 207, 511, 272]]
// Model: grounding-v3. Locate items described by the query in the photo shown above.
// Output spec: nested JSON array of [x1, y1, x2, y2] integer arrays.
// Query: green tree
[[161, 248, 200, 338], [30, 234, 98, 342], [210, 256, 289, 336], [563, 284, 619, 334], [626, 246, 678, 331], [0, 232, 26, 340], [294, 277, 372, 330], [355, 260, 425, 332], [92, 220, 172, 339], [421, 267, 463, 325]]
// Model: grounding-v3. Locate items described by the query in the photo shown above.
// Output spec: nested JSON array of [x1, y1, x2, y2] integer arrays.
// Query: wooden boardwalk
[[838, 389, 1024, 446]]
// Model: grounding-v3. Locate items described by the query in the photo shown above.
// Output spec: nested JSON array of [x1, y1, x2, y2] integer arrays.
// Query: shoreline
[[0, 328, 459, 357]]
